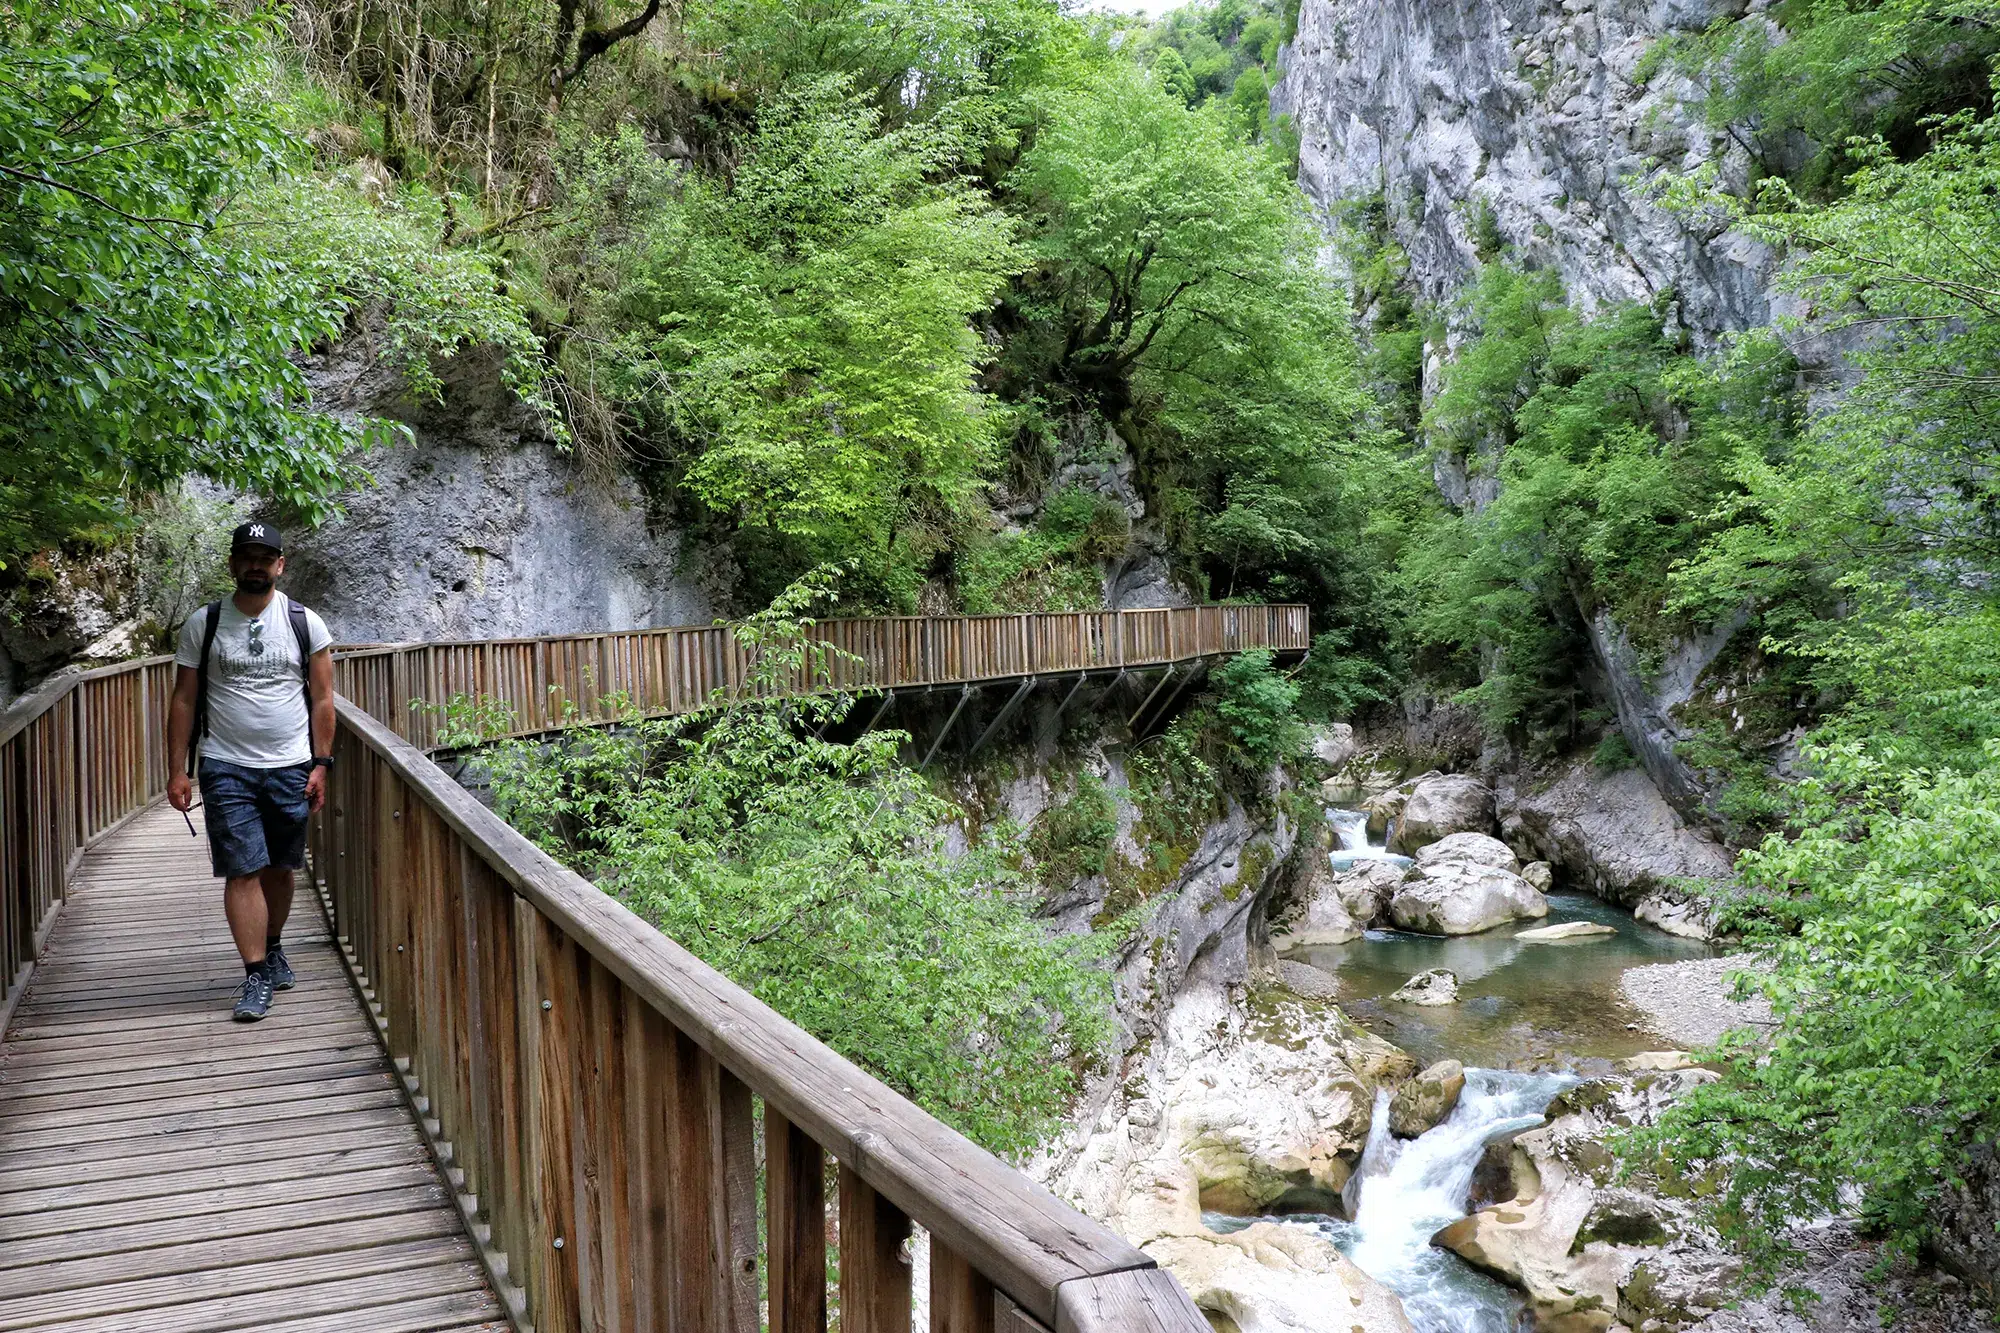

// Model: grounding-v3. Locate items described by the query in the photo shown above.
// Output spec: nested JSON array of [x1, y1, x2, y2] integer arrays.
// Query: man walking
[[165, 522, 335, 1021]]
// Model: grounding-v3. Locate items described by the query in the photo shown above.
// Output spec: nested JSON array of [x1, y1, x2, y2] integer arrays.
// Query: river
[[1233, 809, 1715, 1331]]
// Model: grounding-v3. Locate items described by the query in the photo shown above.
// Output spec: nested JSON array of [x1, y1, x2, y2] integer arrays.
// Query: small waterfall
[[1327, 806, 1412, 872], [1330, 807, 1373, 851], [1301, 1070, 1575, 1333]]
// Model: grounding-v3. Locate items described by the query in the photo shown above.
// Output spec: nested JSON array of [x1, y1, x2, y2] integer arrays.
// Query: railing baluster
[[931, 1239, 994, 1333], [839, 1164, 912, 1333], [767, 1107, 828, 1333]]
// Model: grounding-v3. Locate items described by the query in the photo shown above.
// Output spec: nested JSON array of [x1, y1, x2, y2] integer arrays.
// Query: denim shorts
[[199, 758, 311, 880]]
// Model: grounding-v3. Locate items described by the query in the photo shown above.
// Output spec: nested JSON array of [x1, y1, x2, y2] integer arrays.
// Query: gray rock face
[[274, 343, 718, 645], [1278, 0, 1780, 346], [1502, 759, 1733, 933], [1588, 606, 1749, 816], [1389, 773, 1498, 853]]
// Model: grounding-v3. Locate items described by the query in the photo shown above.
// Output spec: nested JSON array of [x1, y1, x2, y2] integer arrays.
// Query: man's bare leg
[[260, 866, 294, 939], [224, 872, 269, 966]]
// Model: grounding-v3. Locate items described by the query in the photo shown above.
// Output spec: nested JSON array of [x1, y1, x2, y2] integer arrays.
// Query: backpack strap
[[287, 597, 314, 718], [190, 600, 223, 776]]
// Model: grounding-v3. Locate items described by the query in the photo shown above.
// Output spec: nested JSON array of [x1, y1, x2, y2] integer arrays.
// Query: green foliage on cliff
[[0, 0, 550, 572], [1402, 266, 1801, 745], [1659, 0, 2000, 186], [475, 580, 1114, 1156], [568, 81, 1022, 603], [1633, 735, 2000, 1280]]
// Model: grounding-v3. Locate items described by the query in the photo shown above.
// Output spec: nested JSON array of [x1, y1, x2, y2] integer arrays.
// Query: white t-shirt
[[175, 592, 333, 768]]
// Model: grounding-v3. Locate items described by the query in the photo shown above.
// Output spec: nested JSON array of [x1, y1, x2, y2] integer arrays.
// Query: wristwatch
[[310, 755, 335, 769]]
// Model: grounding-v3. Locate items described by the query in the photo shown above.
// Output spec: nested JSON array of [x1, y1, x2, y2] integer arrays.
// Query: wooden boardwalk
[[0, 802, 510, 1333]]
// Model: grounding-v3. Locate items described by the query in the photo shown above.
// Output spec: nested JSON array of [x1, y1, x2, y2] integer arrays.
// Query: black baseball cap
[[230, 521, 284, 554]]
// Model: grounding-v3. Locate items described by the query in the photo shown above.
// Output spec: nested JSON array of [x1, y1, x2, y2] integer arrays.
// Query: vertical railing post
[[840, 1165, 912, 1333]]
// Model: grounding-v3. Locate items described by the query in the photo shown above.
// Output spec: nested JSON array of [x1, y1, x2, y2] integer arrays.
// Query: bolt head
[[553, 1236, 565, 1250], [541, 999, 552, 1011]]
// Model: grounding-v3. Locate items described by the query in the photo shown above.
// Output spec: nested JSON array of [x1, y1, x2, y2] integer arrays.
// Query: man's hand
[[167, 772, 194, 812], [306, 765, 327, 814]]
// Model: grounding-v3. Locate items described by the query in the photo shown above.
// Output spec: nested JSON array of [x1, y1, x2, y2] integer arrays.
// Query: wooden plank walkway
[[0, 802, 511, 1333]]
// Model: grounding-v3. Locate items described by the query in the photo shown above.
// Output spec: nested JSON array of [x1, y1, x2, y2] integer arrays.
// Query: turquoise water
[[1287, 890, 1715, 1070]]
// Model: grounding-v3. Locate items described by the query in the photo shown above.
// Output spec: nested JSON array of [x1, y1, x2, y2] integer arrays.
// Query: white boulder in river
[[1388, 773, 1497, 853], [1390, 968, 1459, 1006], [1047, 982, 1417, 1333], [1517, 921, 1617, 942], [1390, 833, 1548, 935]]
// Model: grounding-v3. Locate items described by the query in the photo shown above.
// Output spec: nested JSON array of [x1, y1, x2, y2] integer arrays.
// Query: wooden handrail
[[314, 697, 1208, 1332], [0, 654, 175, 1032], [332, 605, 1311, 749]]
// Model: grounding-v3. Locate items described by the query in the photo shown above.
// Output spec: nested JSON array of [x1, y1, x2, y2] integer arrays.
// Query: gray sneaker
[[266, 945, 295, 991], [233, 970, 273, 1022]]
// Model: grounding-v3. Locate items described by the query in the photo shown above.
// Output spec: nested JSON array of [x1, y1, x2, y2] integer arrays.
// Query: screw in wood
[[542, 999, 552, 1011], [553, 1237, 565, 1250]]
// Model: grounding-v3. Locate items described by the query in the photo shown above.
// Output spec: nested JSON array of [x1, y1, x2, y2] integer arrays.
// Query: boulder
[[1389, 1059, 1466, 1138], [1503, 762, 1733, 935], [1516, 921, 1616, 942], [1390, 968, 1459, 1006], [1621, 1051, 1695, 1072], [1390, 860, 1548, 936], [1049, 982, 1418, 1333], [1331, 859, 1405, 929], [1306, 723, 1357, 771], [1521, 860, 1554, 893], [1430, 1070, 1727, 1332], [1270, 833, 1363, 949], [1412, 831, 1518, 872], [1390, 772, 1497, 853], [1362, 772, 1433, 839], [1634, 888, 1718, 940], [1148, 1217, 1416, 1333]]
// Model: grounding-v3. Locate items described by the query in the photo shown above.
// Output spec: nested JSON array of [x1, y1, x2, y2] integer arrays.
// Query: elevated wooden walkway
[[0, 608, 1304, 1333], [0, 802, 509, 1332]]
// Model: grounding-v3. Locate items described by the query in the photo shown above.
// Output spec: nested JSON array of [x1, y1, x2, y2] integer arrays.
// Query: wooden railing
[[336, 605, 1310, 749], [1, 605, 1312, 1333], [0, 654, 175, 1030], [315, 695, 1207, 1333]]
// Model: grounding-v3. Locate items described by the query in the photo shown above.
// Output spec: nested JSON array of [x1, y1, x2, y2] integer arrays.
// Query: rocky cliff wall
[[1275, 0, 1780, 344], [269, 342, 721, 646]]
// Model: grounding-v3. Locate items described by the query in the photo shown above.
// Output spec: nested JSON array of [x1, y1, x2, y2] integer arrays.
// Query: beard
[[235, 572, 274, 594]]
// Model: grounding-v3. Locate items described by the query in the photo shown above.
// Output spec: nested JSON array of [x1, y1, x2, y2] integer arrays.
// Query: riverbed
[[1244, 811, 1723, 1331]]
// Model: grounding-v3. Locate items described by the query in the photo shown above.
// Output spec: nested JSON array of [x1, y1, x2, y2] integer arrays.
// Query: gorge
[[5, 0, 1998, 1327]]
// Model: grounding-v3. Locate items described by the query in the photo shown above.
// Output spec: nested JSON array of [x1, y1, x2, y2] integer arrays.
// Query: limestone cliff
[[268, 342, 721, 646], [1275, 0, 1799, 820], [1276, 0, 1780, 344]]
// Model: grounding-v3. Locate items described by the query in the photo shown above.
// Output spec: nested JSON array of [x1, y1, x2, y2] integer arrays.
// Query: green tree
[[1154, 46, 1197, 104], [1670, 110, 2000, 609], [582, 80, 1023, 604], [1632, 734, 2000, 1281], [1006, 62, 1371, 599], [0, 0, 358, 566]]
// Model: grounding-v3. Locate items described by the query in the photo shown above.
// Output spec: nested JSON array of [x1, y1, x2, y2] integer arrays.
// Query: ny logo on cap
[[249, 524, 267, 538]]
